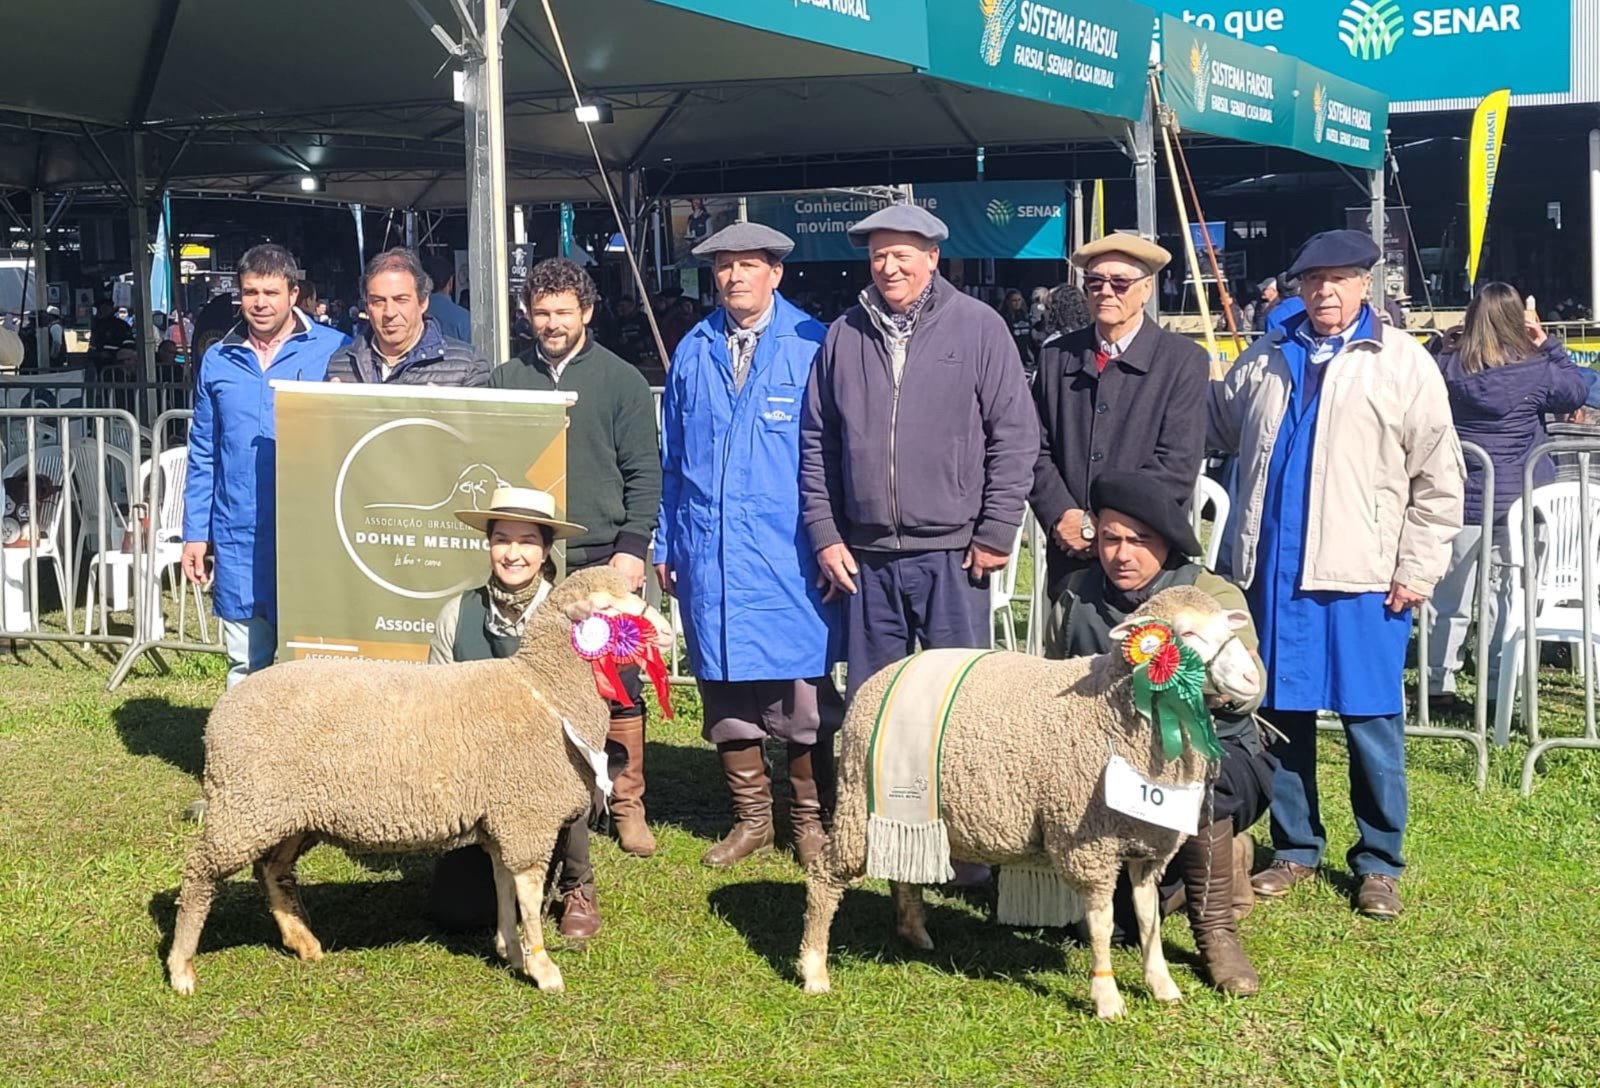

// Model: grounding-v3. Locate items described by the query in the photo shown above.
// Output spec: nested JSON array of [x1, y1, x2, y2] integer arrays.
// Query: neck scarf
[[487, 574, 542, 614], [726, 301, 775, 393], [875, 277, 937, 336]]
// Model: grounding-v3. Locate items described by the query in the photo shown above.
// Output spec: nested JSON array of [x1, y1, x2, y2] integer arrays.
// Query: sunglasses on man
[[1084, 274, 1150, 296]]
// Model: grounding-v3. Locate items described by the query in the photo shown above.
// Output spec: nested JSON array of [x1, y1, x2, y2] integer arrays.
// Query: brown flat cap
[[1070, 232, 1172, 273]]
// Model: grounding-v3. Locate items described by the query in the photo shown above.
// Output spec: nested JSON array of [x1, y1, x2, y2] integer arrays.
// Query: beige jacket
[[1207, 320, 1464, 595]]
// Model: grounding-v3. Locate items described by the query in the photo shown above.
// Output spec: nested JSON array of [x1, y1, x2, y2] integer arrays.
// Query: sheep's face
[[1111, 604, 1260, 707]]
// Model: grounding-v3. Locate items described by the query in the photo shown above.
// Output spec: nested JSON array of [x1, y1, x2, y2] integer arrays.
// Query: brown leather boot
[[607, 713, 655, 858], [1176, 819, 1260, 997], [702, 741, 774, 869], [557, 883, 601, 942], [786, 740, 835, 868], [1232, 833, 1256, 921]]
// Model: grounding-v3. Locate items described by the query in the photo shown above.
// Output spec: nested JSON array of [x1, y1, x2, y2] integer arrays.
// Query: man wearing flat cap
[[801, 203, 1037, 703], [657, 222, 844, 870], [1029, 232, 1210, 603], [1047, 470, 1271, 997], [1208, 229, 1462, 920]]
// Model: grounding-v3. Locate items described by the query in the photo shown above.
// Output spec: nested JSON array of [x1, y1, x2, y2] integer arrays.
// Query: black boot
[[1175, 819, 1260, 996]]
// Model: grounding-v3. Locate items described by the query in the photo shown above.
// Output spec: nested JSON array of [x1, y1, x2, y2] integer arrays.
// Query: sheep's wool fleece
[[864, 649, 996, 886]]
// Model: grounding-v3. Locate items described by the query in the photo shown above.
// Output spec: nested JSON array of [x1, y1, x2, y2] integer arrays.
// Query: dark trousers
[[844, 549, 992, 700]]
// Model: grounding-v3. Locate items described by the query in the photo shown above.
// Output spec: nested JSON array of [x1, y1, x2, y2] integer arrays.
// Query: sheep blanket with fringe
[[864, 648, 996, 885]]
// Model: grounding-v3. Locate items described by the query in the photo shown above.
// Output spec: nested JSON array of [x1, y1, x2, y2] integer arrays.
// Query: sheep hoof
[[802, 976, 832, 995], [537, 972, 566, 995], [798, 950, 831, 994], [1150, 977, 1182, 1004], [295, 943, 324, 963], [900, 927, 934, 952], [494, 934, 510, 961], [169, 963, 197, 996], [1094, 993, 1127, 1020]]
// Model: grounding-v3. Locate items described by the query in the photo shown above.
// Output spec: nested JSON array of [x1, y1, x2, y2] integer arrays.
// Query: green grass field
[[3, 632, 1600, 1088]]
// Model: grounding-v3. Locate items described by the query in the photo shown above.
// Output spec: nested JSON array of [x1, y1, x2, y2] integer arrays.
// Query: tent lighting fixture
[[574, 102, 614, 125], [299, 174, 324, 193]]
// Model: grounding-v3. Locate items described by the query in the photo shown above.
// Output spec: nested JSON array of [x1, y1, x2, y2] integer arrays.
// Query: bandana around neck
[[864, 276, 937, 337]]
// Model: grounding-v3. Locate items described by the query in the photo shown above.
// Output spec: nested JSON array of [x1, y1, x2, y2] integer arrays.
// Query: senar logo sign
[[985, 199, 1016, 227], [979, 0, 1018, 67], [1339, 0, 1405, 59]]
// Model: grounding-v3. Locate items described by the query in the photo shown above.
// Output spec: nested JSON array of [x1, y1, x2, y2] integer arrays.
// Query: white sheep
[[798, 585, 1261, 1019], [166, 566, 668, 997]]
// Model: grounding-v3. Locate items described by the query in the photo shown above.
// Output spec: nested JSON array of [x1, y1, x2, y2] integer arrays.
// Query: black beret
[[1286, 229, 1381, 279], [1089, 471, 1203, 559]]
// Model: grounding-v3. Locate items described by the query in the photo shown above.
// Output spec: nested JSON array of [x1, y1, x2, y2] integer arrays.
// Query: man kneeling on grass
[[1044, 471, 1273, 996]]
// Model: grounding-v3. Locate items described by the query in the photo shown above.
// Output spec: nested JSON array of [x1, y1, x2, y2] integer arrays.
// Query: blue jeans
[[221, 616, 277, 689], [1265, 710, 1407, 878]]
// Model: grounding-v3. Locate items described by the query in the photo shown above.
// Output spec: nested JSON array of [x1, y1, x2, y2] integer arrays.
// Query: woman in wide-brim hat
[[424, 486, 601, 940]]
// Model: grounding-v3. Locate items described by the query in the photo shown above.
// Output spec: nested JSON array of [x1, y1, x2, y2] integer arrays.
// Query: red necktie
[[1095, 350, 1111, 373]]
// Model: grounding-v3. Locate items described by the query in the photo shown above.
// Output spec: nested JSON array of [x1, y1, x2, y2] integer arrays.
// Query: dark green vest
[[451, 586, 523, 661]]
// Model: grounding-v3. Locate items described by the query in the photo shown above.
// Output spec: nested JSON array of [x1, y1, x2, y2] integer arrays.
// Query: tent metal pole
[[404, 209, 418, 249], [1369, 166, 1387, 313], [128, 132, 159, 421], [1133, 87, 1157, 319], [30, 190, 48, 366], [1070, 179, 1084, 277], [462, 0, 511, 364]]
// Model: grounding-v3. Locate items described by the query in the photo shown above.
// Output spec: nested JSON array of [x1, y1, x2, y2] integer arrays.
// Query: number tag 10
[[1102, 754, 1203, 835]]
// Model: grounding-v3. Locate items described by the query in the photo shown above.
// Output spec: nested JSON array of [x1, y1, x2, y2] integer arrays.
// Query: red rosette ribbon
[[1145, 641, 1182, 686], [568, 612, 674, 718]]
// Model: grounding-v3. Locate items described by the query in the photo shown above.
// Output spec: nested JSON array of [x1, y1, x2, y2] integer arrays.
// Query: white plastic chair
[[1493, 483, 1600, 744], [1, 446, 70, 629], [991, 520, 1027, 651], [1192, 474, 1230, 572]]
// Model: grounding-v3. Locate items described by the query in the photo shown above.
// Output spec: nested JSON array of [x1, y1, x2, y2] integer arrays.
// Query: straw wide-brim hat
[[455, 485, 586, 539]]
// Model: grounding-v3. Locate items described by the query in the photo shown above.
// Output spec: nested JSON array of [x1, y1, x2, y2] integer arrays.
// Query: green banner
[[1294, 63, 1387, 171], [1162, 16, 1295, 150], [646, 0, 930, 68], [274, 382, 572, 663], [926, 0, 1155, 121]]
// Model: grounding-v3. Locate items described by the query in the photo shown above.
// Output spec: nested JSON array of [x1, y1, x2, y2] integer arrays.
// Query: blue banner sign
[[745, 181, 1066, 262], [1147, 1, 1570, 102]]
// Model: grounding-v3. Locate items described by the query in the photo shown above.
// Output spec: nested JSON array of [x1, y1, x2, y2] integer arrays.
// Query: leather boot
[[786, 740, 834, 868], [607, 713, 655, 858], [1232, 833, 1256, 921], [557, 883, 601, 942], [702, 740, 774, 869], [1175, 819, 1260, 997]]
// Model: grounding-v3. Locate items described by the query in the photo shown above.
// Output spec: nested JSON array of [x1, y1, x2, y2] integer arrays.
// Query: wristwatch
[[1080, 514, 1096, 542]]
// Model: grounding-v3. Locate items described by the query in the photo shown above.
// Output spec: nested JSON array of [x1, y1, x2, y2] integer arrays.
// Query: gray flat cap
[[846, 203, 949, 246], [691, 222, 794, 262]]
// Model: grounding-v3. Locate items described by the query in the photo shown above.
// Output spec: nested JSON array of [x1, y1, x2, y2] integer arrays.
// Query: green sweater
[[490, 335, 661, 568]]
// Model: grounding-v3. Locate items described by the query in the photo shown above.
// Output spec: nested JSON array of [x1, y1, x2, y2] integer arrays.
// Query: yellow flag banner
[[1466, 88, 1511, 286], [1091, 179, 1106, 241]]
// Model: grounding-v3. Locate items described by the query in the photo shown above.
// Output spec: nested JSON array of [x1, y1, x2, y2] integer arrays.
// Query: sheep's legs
[[1127, 859, 1182, 1004], [256, 834, 322, 962], [890, 881, 933, 950], [488, 850, 522, 968], [167, 868, 217, 996], [1082, 889, 1126, 1020], [510, 868, 565, 993], [798, 874, 846, 994]]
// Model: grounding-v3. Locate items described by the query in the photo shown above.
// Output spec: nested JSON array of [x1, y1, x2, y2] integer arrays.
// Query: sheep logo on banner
[[333, 417, 513, 601]]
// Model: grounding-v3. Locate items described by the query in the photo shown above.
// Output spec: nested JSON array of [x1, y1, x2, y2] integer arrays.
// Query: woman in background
[[1426, 282, 1588, 713]]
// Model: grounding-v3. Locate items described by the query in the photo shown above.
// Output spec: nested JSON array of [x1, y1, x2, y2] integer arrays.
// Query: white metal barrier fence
[[0, 407, 146, 654], [107, 409, 224, 690]]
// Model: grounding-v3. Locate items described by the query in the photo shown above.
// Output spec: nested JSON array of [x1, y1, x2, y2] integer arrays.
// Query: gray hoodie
[[801, 275, 1038, 555]]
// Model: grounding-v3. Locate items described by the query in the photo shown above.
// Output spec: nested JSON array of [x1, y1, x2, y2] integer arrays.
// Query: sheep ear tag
[[1123, 621, 1222, 762]]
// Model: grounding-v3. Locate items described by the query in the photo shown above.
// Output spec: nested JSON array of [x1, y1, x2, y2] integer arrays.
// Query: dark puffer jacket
[[1439, 337, 1588, 525], [324, 317, 489, 387]]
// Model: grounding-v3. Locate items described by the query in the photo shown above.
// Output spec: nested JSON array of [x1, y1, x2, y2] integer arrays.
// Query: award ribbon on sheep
[[1123, 622, 1221, 762], [570, 612, 674, 719]]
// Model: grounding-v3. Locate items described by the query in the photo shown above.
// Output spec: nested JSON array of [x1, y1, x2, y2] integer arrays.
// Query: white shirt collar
[[1097, 314, 1144, 358]]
